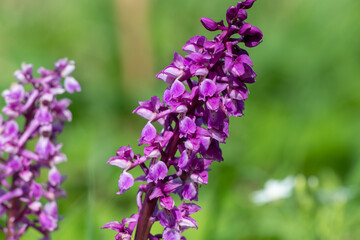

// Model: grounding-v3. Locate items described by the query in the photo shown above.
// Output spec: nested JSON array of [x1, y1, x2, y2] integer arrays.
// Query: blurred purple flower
[[0, 59, 81, 239]]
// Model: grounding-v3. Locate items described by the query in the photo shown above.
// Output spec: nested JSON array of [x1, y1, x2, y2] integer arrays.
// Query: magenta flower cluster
[[103, 1, 262, 239], [0, 59, 81, 239]]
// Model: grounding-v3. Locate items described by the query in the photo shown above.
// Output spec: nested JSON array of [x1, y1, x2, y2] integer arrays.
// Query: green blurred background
[[0, 0, 360, 239]]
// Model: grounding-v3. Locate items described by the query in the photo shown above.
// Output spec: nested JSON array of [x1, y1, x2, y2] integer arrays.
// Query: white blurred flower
[[251, 176, 296, 205]]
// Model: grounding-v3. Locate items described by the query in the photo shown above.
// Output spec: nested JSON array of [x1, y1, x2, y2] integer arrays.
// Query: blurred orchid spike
[[104, 1, 263, 240], [0, 58, 81, 239]]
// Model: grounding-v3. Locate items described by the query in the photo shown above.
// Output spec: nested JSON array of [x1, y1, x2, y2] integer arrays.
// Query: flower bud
[[200, 17, 218, 31]]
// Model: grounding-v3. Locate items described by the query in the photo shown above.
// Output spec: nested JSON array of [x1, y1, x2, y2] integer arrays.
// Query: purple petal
[[53, 153, 67, 164], [108, 156, 132, 169], [172, 52, 185, 69], [163, 88, 172, 104], [39, 202, 58, 232], [156, 72, 172, 84], [170, 80, 185, 99], [225, 99, 244, 117], [162, 182, 182, 195], [199, 137, 211, 153], [204, 140, 224, 161], [14, 63, 33, 83], [35, 106, 53, 124], [191, 65, 208, 76], [114, 146, 134, 160], [184, 138, 200, 152], [29, 201, 42, 212], [3, 120, 19, 139], [2, 83, 25, 105], [182, 43, 198, 54], [117, 171, 134, 195], [174, 104, 188, 114], [186, 52, 206, 63], [48, 167, 62, 186], [19, 170, 33, 182], [150, 96, 161, 109], [133, 107, 155, 121], [236, 54, 253, 66], [2, 106, 18, 118], [156, 66, 182, 84], [163, 228, 181, 240], [224, 56, 234, 73], [180, 116, 196, 136], [182, 182, 198, 200], [64, 77, 81, 93], [206, 96, 220, 111], [190, 171, 208, 184], [140, 122, 157, 143], [158, 210, 176, 228], [179, 216, 198, 229], [133, 96, 162, 121], [239, 23, 252, 35], [182, 35, 206, 53], [36, 137, 55, 159], [160, 196, 175, 210], [39, 209, 57, 232], [14, 70, 27, 83], [199, 79, 216, 98], [51, 98, 72, 122], [149, 186, 165, 200], [144, 146, 161, 159], [54, 58, 68, 69], [229, 62, 245, 77], [39, 212, 57, 231], [178, 150, 190, 170], [61, 61, 75, 77], [228, 85, 249, 101], [241, 64, 257, 83], [101, 221, 124, 232], [44, 201, 58, 218], [213, 41, 226, 54], [149, 161, 168, 182], [30, 182, 43, 200], [178, 202, 201, 215], [7, 157, 22, 172]]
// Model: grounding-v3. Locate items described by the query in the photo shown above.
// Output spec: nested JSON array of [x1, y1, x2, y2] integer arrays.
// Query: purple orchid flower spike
[[104, 1, 263, 240], [0, 59, 81, 239]]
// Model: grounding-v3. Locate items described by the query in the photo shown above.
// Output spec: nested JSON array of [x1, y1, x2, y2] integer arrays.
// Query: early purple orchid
[[0, 59, 81, 239], [104, 1, 263, 240]]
